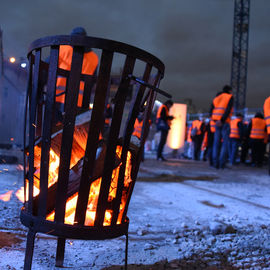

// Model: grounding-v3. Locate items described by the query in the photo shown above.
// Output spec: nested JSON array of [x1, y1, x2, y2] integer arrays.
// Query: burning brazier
[[20, 35, 171, 269]]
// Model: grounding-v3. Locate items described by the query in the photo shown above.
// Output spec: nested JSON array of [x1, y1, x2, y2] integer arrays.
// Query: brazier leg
[[55, 237, 66, 267], [125, 232, 128, 270], [24, 229, 36, 270]]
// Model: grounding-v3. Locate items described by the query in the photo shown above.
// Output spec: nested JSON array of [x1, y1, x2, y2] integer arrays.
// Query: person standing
[[247, 112, 266, 167], [229, 113, 244, 165], [210, 85, 234, 169], [56, 27, 99, 118], [156, 100, 174, 161], [190, 118, 205, 160], [263, 96, 270, 174]]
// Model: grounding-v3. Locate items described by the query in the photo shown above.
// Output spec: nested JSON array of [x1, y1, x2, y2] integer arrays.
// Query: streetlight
[[9, 57, 16, 63]]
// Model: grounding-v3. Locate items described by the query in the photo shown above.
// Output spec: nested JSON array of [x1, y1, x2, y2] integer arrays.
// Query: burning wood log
[[32, 141, 122, 216]]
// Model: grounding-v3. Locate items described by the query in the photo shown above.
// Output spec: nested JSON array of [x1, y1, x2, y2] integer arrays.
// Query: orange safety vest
[[250, 118, 266, 139], [187, 125, 192, 143], [229, 118, 241, 139], [209, 120, 216, 133], [133, 119, 143, 139], [156, 104, 169, 120], [191, 120, 202, 135], [264, 96, 270, 135], [56, 45, 99, 106], [211, 93, 233, 123]]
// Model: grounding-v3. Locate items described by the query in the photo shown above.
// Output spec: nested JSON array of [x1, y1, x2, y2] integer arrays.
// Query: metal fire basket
[[20, 35, 171, 269]]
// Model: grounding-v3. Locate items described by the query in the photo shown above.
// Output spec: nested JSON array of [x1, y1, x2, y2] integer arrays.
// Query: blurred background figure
[[263, 96, 270, 174], [190, 117, 205, 160], [247, 112, 266, 167], [229, 113, 244, 165], [210, 85, 234, 169], [55, 26, 99, 122], [156, 100, 174, 161]]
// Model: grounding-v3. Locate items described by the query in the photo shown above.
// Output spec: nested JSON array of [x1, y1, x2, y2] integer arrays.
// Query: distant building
[[0, 59, 27, 148]]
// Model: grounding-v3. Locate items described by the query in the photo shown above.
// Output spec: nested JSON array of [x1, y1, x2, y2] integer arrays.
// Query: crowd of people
[[184, 85, 270, 170]]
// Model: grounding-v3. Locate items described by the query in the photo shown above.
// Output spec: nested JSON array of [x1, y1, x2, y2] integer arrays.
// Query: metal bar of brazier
[[20, 35, 170, 270]]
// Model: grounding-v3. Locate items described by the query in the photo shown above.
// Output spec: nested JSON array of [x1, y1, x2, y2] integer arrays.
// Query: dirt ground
[[0, 157, 270, 269]]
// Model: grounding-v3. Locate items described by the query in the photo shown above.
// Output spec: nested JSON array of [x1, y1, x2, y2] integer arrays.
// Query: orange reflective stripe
[[250, 118, 266, 139]]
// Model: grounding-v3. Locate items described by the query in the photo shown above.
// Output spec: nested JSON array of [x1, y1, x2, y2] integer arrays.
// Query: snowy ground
[[0, 156, 270, 269]]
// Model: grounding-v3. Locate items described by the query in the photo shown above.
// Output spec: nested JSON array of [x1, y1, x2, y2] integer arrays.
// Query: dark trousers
[[229, 138, 240, 165], [157, 129, 168, 159], [240, 138, 249, 163], [250, 139, 265, 166], [193, 135, 203, 160]]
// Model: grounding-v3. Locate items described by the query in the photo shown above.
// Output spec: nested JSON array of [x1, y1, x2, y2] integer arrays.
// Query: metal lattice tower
[[230, 0, 250, 111]]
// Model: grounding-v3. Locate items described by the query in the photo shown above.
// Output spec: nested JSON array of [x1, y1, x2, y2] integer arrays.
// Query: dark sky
[[1, 0, 269, 111]]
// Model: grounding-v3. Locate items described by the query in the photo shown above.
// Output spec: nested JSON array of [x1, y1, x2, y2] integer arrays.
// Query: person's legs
[[157, 130, 168, 160], [240, 139, 248, 163], [230, 138, 240, 165], [219, 123, 230, 168], [193, 136, 200, 160], [212, 125, 222, 168], [257, 140, 265, 167]]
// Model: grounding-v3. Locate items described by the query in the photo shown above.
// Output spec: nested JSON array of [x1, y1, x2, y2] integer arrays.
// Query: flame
[[20, 130, 133, 226], [45, 145, 133, 226], [0, 191, 13, 202]]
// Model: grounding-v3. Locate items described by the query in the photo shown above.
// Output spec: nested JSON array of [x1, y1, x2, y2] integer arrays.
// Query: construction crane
[[230, 0, 250, 111]]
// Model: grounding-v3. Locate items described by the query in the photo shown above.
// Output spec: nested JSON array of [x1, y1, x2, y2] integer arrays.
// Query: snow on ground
[[0, 158, 270, 269]]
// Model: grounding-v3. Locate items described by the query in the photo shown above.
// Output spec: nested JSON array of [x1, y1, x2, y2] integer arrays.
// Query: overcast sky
[[1, 0, 269, 111]]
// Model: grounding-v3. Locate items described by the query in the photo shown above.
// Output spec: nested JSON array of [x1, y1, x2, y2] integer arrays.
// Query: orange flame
[[20, 130, 133, 227]]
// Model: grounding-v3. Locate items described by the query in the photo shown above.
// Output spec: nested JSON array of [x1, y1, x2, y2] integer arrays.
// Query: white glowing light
[[9, 57, 16, 63], [21, 63, 27, 68]]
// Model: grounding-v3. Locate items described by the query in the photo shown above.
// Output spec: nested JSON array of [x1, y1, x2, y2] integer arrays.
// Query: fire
[[45, 146, 132, 226], [0, 191, 13, 202], [20, 130, 133, 227]]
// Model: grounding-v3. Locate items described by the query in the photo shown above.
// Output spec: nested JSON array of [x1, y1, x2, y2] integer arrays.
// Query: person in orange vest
[[229, 113, 244, 165], [210, 85, 234, 169], [183, 123, 193, 159], [203, 119, 216, 166], [264, 96, 270, 137], [156, 100, 174, 161], [247, 112, 267, 167], [55, 27, 99, 122], [263, 96, 270, 174], [190, 118, 205, 160], [132, 113, 144, 139]]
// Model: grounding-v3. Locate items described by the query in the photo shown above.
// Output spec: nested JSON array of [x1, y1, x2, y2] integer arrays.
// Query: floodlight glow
[[21, 63, 27, 68], [9, 57, 16, 63]]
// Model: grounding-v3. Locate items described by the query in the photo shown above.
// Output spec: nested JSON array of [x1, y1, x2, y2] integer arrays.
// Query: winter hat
[[70, 27, 87, 36]]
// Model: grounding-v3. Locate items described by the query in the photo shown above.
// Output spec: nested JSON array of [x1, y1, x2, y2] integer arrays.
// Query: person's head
[[254, 112, 264, 119], [164, 99, 173, 109], [222, 85, 232, 94], [236, 113, 243, 120], [70, 27, 87, 36]]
